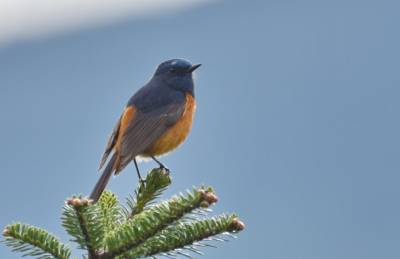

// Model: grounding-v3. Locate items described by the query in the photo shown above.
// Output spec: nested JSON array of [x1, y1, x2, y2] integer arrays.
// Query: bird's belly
[[142, 94, 196, 157]]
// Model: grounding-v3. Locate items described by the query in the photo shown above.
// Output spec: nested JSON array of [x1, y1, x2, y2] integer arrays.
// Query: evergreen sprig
[[2, 223, 71, 259], [120, 214, 244, 258], [61, 197, 104, 253], [98, 191, 124, 234], [2, 168, 245, 259], [104, 187, 218, 257], [127, 168, 171, 217]]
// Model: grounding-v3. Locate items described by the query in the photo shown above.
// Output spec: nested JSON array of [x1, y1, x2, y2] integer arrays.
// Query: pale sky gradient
[[0, 0, 210, 46]]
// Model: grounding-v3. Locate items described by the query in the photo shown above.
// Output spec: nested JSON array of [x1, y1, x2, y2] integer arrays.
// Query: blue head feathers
[[153, 59, 201, 95]]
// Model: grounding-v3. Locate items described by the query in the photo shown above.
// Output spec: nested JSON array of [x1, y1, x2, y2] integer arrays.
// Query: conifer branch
[[2, 223, 71, 259], [119, 215, 245, 258], [61, 197, 103, 255], [127, 168, 171, 218], [104, 187, 219, 258], [3, 168, 245, 259], [75, 205, 96, 258], [98, 191, 124, 234]]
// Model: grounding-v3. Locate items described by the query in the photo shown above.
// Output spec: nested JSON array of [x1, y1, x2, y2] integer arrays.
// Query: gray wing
[[116, 102, 185, 173], [98, 116, 121, 170]]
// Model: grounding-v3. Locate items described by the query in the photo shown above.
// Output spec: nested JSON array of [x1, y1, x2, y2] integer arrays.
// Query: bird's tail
[[89, 153, 117, 202]]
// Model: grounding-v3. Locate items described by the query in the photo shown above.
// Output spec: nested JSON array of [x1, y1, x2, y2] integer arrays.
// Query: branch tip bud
[[198, 188, 218, 204], [229, 218, 245, 232], [2, 228, 10, 237], [72, 198, 82, 207], [198, 189, 206, 198], [67, 198, 74, 205], [82, 199, 88, 206], [200, 201, 210, 208], [205, 193, 218, 204]]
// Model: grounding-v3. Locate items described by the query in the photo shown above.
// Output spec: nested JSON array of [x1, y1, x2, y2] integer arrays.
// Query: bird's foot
[[151, 156, 170, 174], [159, 165, 170, 174], [139, 178, 146, 187]]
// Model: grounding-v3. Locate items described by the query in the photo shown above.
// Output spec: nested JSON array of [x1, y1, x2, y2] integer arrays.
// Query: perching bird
[[90, 59, 201, 202]]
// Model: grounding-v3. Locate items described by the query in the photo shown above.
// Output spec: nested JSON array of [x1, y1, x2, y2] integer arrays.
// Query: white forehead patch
[[171, 60, 178, 66]]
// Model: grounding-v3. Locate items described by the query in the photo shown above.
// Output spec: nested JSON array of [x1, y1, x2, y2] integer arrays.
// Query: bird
[[90, 59, 201, 202]]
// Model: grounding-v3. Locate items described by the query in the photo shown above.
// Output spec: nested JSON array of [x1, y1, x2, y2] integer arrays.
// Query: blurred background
[[1, 0, 399, 258]]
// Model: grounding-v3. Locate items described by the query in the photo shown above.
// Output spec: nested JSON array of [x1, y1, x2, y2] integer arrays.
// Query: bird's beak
[[188, 64, 202, 72]]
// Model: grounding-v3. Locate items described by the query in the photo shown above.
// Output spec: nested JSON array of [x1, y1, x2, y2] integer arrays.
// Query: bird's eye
[[169, 68, 177, 73]]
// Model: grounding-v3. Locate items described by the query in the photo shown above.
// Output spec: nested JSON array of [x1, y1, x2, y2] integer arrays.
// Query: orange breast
[[143, 93, 196, 156]]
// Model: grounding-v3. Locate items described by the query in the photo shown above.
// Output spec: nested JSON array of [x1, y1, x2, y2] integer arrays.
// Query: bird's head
[[153, 59, 201, 95]]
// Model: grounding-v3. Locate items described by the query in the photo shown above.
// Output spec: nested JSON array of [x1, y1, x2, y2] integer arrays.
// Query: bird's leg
[[151, 156, 170, 172], [134, 158, 146, 184]]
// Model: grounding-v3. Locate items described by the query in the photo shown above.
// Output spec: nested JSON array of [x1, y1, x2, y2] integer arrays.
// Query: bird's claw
[[159, 166, 170, 174], [139, 178, 146, 186]]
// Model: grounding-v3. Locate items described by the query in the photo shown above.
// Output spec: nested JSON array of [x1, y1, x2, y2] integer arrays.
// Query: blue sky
[[1, 0, 400, 258]]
